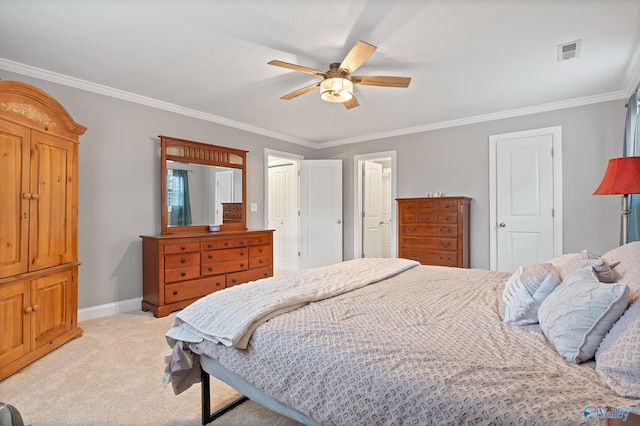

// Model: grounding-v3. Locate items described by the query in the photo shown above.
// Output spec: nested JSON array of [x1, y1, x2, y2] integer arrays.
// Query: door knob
[[337, 220, 342, 224], [498, 222, 506, 227]]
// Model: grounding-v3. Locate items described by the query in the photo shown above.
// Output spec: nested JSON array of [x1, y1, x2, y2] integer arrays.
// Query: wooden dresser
[[0, 81, 86, 380], [141, 230, 273, 317], [397, 197, 470, 268]]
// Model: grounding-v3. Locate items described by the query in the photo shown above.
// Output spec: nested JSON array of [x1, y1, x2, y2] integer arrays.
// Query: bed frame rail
[[201, 367, 248, 425]]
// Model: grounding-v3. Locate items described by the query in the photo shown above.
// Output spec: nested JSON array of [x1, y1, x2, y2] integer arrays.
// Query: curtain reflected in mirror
[[167, 169, 192, 226]]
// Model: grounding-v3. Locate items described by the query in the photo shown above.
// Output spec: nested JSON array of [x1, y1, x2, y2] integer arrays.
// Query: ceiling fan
[[268, 40, 411, 110]]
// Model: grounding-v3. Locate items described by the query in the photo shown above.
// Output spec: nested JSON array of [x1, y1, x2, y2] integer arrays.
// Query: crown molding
[[0, 58, 317, 149], [316, 91, 628, 149], [1, 58, 632, 150]]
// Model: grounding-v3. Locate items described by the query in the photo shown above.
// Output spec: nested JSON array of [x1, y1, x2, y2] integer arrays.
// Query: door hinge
[[298, 251, 301, 257], [551, 147, 554, 157], [552, 208, 554, 217], [361, 211, 365, 218]]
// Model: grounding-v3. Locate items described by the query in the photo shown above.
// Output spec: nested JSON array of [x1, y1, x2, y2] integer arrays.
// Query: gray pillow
[[560, 250, 616, 283], [501, 263, 560, 325], [538, 267, 629, 363]]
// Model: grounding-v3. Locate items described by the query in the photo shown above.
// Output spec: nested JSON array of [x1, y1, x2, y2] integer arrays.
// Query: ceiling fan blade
[[343, 95, 360, 110], [351, 75, 411, 88], [280, 82, 320, 100], [339, 41, 376, 74], [268, 60, 326, 76]]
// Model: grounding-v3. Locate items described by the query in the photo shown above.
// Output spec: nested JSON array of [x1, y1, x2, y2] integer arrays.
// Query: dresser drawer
[[165, 265, 200, 283], [401, 237, 457, 251], [164, 276, 225, 303], [249, 244, 272, 258], [402, 249, 458, 267], [249, 255, 271, 269], [164, 252, 200, 269], [218, 237, 248, 249], [437, 212, 457, 224], [201, 240, 219, 251], [202, 259, 248, 275], [202, 247, 247, 263], [227, 266, 272, 287], [249, 234, 271, 246], [164, 241, 200, 254], [401, 224, 458, 237]]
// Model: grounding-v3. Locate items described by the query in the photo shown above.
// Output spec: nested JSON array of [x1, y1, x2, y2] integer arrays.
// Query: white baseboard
[[78, 297, 143, 322]]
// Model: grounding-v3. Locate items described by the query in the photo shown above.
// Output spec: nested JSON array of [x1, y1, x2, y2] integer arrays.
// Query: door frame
[[488, 126, 563, 270], [354, 151, 397, 259]]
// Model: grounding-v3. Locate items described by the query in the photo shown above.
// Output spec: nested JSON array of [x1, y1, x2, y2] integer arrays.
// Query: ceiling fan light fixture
[[320, 77, 353, 103]]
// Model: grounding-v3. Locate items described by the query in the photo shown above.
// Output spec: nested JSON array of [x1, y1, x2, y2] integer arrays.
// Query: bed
[[164, 242, 640, 425]]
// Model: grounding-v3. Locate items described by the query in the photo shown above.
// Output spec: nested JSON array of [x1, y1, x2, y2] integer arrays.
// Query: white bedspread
[[165, 257, 418, 350]]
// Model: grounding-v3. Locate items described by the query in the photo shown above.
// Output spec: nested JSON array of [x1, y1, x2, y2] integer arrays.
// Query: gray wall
[[320, 100, 627, 267], [1, 70, 628, 310], [0, 70, 317, 309]]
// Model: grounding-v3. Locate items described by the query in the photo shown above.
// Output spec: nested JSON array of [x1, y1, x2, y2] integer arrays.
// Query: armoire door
[[0, 118, 30, 279], [31, 269, 74, 350], [29, 131, 77, 271]]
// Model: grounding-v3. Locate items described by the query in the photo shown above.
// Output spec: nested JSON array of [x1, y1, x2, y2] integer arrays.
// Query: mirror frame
[[160, 135, 247, 235]]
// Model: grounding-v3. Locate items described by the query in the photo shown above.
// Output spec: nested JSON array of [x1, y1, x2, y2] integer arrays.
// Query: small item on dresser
[[425, 192, 432, 197], [208, 225, 220, 232], [433, 192, 442, 197]]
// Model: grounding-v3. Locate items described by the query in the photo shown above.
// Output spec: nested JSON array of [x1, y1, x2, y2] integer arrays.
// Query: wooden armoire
[[0, 81, 86, 380]]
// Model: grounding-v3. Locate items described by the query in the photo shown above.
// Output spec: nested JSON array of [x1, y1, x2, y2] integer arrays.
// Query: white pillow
[[502, 263, 560, 325], [538, 267, 630, 363], [596, 300, 640, 398]]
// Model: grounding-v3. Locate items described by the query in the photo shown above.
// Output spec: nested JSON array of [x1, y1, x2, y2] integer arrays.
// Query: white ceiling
[[1, 0, 639, 148]]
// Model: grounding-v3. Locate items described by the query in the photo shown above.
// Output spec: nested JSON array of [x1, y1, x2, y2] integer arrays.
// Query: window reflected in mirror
[[166, 161, 243, 227]]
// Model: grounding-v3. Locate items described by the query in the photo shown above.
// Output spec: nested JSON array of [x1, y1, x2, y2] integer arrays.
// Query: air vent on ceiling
[[557, 39, 581, 61]]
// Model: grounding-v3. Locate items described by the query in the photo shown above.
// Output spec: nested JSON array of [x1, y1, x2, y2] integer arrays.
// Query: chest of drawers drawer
[[202, 247, 247, 263], [400, 237, 457, 251]]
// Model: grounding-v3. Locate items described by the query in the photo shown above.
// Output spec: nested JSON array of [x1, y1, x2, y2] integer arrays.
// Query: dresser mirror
[[160, 135, 247, 234]]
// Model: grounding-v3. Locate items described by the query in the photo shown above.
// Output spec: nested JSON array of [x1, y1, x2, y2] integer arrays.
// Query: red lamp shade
[[593, 157, 640, 195]]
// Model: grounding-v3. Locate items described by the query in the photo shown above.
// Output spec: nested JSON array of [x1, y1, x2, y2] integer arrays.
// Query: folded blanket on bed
[[165, 257, 419, 350]]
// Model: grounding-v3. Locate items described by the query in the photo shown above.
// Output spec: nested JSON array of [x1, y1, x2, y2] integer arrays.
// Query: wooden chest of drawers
[[140, 230, 273, 317], [222, 202, 243, 224], [397, 197, 470, 268]]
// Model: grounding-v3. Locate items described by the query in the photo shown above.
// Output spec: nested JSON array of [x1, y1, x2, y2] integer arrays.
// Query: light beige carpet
[[0, 310, 301, 426]]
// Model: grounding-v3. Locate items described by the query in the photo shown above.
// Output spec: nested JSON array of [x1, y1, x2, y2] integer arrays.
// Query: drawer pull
[[181, 246, 186, 250], [258, 259, 263, 264], [207, 244, 213, 249], [240, 263, 245, 267], [181, 258, 186, 263], [258, 249, 263, 253], [216, 282, 222, 287], [208, 254, 213, 259], [181, 272, 186, 277], [224, 242, 229, 246], [263, 273, 269, 277], [173, 290, 178, 295], [240, 251, 244, 256], [232, 279, 237, 283], [208, 267, 213, 271]]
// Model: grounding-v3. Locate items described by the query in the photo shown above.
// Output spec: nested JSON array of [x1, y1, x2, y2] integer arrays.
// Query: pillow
[[595, 300, 640, 398], [501, 263, 560, 325], [559, 250, 616, 283], [538, 267, 630, 363], [602, 241, 640, 301]]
